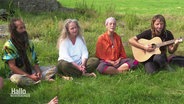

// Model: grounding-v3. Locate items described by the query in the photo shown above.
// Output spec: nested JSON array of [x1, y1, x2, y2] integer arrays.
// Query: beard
[[154, 28, 163, 36], [11, 30, 32, 74], [13, 30, 29, 45]]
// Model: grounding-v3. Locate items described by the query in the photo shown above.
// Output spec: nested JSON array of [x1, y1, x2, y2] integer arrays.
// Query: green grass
[[0, 0, 184, 103], [1, 68, 184, 104], [59, 0, 184, 15]]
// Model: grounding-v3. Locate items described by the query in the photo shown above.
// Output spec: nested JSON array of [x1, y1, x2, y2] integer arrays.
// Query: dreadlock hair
[[151, 14, 166, 37], [9, 18, 32, 74]]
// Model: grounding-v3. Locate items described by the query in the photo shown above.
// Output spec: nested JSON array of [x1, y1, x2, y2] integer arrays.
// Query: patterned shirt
[[2, 39, 39, 68]]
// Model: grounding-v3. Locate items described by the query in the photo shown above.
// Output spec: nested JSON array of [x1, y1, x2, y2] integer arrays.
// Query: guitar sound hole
[[151, 44, 156, 49]]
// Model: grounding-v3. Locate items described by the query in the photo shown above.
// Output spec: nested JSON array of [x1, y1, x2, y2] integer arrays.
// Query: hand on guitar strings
[[144, 44, 155, 52]]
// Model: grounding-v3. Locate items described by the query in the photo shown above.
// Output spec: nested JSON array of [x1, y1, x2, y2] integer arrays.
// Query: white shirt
[[58, 36, 88, 65]]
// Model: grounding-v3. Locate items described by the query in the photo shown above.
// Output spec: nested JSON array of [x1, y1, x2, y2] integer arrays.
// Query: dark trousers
[[57, 57, 99, 77], [144, 54, 167, 74]]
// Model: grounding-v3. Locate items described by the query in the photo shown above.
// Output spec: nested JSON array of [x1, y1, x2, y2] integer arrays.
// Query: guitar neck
[[156, 39, 175, 47]]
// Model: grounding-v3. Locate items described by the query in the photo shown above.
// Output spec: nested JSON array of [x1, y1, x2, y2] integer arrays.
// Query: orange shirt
[[96, 32, 127, 61]]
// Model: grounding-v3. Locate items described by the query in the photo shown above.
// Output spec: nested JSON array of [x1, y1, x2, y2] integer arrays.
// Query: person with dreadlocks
[[2, 18, 57, 86], [129, 14, 180, 74]]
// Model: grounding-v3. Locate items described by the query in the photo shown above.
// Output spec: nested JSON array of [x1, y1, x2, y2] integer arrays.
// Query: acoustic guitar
[[131, 37, 183, 62]]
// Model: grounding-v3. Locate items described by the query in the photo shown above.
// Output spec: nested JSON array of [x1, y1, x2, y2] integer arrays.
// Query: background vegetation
[[0, 0, 184, 103]]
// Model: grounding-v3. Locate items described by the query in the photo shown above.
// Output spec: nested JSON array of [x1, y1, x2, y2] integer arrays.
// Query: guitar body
[[131, 37, 162, 62]]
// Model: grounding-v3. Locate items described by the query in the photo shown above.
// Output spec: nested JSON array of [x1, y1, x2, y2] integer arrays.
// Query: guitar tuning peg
[[178, 37, 183, 43]]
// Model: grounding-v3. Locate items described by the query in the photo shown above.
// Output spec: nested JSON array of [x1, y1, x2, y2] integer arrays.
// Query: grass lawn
[[0, 0, 184, 104], [59, 0, 184, 15]]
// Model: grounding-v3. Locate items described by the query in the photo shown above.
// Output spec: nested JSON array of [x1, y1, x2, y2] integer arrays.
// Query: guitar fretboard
[[156, 39, 175, 47]]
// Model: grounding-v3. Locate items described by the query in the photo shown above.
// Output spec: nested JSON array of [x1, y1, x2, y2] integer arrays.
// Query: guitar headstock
[[177, 37, 183, 43]]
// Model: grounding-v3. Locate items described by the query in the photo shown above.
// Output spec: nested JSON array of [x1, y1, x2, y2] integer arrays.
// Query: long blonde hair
[[56, 19, 84, 49]]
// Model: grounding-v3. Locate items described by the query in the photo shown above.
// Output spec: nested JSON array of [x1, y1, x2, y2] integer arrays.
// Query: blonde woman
[[57, 19, 99, 77]]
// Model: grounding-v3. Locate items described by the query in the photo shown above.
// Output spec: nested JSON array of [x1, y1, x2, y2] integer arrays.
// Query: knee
[[10, 74, 36, 86], [57, 60, 70, 70], [88, 57, 100, 65], [154, 55, 167, 63], [118, 63, 129, 71]]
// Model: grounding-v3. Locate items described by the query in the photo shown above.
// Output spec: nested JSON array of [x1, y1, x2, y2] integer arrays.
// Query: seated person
[[96, 17, 138, 75], [129, 14, 180, 74], [2, 18, 57, 86], [57, 19, 99, 77]]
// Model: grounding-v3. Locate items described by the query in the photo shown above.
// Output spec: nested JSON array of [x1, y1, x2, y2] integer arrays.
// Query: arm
[[81, 43, 88, 69], [129, 36, 154, 52], [96, 36, 107, 60], [8, 59, 29, 75], [80, 38, 88, 72], [33, 64, 42, 79], [166, 31, 179, 54], [119, 38, 127, 58], [30, 41, 42, 79], [71, 62, 85, 73], [168, 40, 179, 54], [81, 58, 87, 67], [80, 58, 88, 73], [8, 59, 39, 81], [72, 47, 88, 73]]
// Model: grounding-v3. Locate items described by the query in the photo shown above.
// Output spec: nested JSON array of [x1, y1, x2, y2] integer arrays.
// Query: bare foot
[[62, 76, 73, 80], [47, 78, 55, 82], [48, 96, 58, 104], [83, 72, 96, 77], [35, 80, 41, 84], [57, 74, 73, 80]]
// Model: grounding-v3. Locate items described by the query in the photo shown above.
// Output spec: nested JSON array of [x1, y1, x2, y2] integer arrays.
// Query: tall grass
[[124, 13, 139, 30], [0, 0, 184, 103]]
